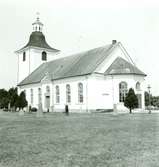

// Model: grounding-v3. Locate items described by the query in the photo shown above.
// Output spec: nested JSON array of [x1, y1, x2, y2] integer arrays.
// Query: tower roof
[[15, 15, 60, 53], [16, 31, 60, 52]]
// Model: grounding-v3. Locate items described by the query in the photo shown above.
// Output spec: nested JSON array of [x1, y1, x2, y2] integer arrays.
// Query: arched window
[[56, 85, 60, 103], [23, 52, 26, 61], [42, 51, 47, 61], [66, 84, 71, 103], [136, 82, 141, 91], [38, 88, 42, 104], [78, 83, 83, 103], [119, 82, 128, 102], [30, 89, 33, 104]]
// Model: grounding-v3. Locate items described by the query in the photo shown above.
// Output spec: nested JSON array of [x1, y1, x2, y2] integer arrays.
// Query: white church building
[[16, 16, 146, 112]]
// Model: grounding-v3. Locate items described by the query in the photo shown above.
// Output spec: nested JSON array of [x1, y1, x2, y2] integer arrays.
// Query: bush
[[30, 107, 37, 112], [124, 88, 138, 114]]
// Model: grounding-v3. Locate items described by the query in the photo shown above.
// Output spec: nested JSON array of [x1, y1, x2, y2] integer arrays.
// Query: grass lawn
[[0, 111, 159, 167]]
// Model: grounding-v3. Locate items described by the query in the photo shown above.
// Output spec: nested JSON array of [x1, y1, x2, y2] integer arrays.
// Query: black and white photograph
[[0, 0, 159, 166]]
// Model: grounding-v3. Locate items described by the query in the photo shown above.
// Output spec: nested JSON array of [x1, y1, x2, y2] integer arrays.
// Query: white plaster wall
[[17, 49, 30, 83], [19, 73, 146, 112], [29, 48, 59, 74], [86, 74, 145, 111], [17, 47, 60, 84], [87, 74, 113, 110], [52, 76, 88, 112], [20, 84, 40, 108], [19, 76, 88, 112], [106, 75, 145, 109]]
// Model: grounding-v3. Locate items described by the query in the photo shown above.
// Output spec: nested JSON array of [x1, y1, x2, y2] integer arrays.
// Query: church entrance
[[45, 96, 50, 112], [136, 94, 142, 108]]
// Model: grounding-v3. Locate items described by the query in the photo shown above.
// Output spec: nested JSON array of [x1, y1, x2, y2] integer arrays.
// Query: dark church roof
[[18, 43, 146, 86], [104, 57, 146, 76], [16, 31, 60, 52]]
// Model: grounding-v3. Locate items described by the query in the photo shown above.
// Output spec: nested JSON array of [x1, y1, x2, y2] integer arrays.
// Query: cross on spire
[[36, 12, 40, 21], [32, 12, 43, 32]]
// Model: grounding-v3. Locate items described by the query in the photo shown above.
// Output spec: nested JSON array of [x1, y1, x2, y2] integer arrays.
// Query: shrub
[[124, 88, 138, 114], [30, 107, 37, 112]]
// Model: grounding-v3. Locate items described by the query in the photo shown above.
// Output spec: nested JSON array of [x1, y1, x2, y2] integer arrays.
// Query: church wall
[[17, 48, 60, 84], [18, 49, 30, 83], [87, 74, 114, 111], [86, 74, 145, 112], [18, 73, 145, 112], [19, 83, 42, 109], [106, 75, 145, 110], [19, 75, 89, 112], [29, 48, 59, 75], [52, 76, 88, 112]]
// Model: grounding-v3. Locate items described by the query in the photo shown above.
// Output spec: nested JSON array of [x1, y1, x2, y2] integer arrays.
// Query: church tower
[[15, 14, 60, 84]]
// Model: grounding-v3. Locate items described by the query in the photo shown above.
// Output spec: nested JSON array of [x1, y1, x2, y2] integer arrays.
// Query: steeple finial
[[36, 12, 40, 21], [32, 12, 43, 32]]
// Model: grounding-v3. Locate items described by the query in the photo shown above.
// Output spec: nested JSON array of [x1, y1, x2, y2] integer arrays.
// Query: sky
[[0, 0, 159, 95]]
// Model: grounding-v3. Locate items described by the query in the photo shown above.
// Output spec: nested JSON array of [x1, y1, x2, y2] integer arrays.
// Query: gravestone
[[19, 109, 24, 116], [37, 103, 43, 117], [113, 104, 118, 115]]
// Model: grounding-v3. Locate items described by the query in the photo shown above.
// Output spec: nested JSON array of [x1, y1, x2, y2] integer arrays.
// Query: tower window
[[42, 51, 47, 61], [23, 52, 26, 61]]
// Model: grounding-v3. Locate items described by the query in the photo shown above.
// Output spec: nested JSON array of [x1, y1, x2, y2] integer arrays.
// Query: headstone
[[37, 103, 43, 117], [8, 103, 11, 112], [65, 105, 69, 116], [25, 106, 29, 112], [19, 109, 24, 116], [50, 106, 54, 112], [113, 104, 118, 115]]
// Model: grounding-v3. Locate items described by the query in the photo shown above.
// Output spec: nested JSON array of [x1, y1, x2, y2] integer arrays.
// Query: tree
[[18, 91, 28, 110], [144, 91, 150, 107], [8, 87, 18, 111], [124, 88, 138, 114], [0, 89, 9, 109], [151, 96, 159, 107]]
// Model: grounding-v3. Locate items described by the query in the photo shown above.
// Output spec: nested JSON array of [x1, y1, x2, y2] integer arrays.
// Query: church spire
[[32, 12, 43, 32]]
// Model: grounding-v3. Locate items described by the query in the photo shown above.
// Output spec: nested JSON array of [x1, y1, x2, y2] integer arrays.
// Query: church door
[[136, 94, 142, 108]]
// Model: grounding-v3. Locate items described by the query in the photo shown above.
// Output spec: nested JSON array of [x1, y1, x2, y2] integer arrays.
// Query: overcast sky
[[0, 0, 159, 95]]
